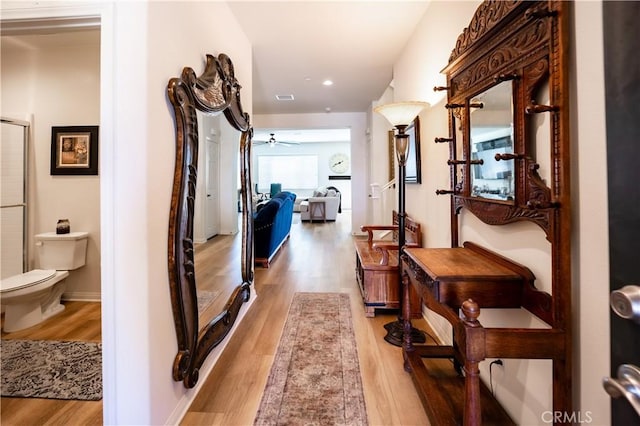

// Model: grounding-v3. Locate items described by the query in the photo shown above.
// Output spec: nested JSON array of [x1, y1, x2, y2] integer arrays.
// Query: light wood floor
[[1, 211, 430, 425], [182, 211, 430, 425]]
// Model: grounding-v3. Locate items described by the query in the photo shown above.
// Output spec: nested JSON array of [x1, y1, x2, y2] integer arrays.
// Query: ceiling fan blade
[[253, 133, 300, 147]]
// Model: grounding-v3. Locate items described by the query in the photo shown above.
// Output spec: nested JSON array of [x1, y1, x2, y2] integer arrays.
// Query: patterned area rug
[[254, 292, 368, 425], [1, 339, 102, 400]]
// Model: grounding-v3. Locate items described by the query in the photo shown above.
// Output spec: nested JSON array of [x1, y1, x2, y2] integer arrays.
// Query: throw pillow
[[313, 187, 328, 197]]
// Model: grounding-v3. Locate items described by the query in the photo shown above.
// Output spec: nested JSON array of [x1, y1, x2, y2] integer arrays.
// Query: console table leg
[[402, 271, 415, 372], [464, 361, 482, 426]]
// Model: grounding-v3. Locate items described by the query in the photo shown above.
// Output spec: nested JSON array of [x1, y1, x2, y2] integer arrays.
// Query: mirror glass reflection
[[470, 82, 515, 201], [194, 111, 241, 325], [454, 112, 464, 192]]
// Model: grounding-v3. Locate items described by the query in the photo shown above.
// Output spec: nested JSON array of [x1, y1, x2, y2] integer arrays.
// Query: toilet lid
[[0, 269, 57, 292]]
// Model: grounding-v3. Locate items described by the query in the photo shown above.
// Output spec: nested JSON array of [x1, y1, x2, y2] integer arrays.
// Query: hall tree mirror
[[421, 0, 572, 422], [443, 1, 560, 233], [167, 53, 253, 388], [469, 81, 515, 201]]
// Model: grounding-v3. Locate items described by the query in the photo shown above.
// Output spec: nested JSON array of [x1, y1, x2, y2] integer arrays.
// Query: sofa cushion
[[254, 197, 283, 223], [312, 187, 328, 197], [271, 191, 297, 202]]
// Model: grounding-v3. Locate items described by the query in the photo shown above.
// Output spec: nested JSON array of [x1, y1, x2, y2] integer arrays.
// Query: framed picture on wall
[[405, 117, 422, 184], [388, 130, 396, 182], [50, 125, 99, 175]]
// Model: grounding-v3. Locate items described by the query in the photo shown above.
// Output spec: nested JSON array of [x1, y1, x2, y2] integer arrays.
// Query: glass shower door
[[1, 118, 29, 279]]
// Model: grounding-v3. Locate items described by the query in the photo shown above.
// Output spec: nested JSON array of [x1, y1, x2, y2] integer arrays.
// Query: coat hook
[[526, 103, 559, 114], [435, 137, 454, 143]]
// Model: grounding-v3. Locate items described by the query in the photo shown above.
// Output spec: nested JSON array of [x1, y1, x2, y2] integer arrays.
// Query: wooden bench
[[354, 211, 423, 317]]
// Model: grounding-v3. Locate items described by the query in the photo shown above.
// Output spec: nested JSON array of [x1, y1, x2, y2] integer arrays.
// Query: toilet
[[0, 231, 89, 332]]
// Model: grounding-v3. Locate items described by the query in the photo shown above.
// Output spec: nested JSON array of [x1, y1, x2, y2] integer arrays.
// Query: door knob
[[603, 364, 640, 416], [610, 285, 640, 323]]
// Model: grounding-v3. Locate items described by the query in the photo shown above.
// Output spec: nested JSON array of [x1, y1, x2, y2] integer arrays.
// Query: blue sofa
[[254, 191, 296, 267]]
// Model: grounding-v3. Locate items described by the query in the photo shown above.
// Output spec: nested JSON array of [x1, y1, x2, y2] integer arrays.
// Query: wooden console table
[[401, 242, 563, 425]]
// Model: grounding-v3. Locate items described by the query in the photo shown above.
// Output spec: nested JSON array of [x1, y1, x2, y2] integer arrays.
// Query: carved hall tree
[[402, 1, 572, 424], [167, 53, 254, 388]]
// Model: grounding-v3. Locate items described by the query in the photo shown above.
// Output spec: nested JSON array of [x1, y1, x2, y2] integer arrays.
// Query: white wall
[[572, 1, 610, 423], [2, 1, 253, 424], [194, 113, 241, 238], [369, 86, 396, 225], [218, 120, 241, 234], [254, 112, 367, 233], [194, 113, 220, 243], [1, 30, 101, 300], [385, 0, 611, 424]]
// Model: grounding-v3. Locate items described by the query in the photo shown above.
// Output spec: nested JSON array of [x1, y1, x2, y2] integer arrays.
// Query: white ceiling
[[228, 1, 430, 116], [1, 2, 432, 142]]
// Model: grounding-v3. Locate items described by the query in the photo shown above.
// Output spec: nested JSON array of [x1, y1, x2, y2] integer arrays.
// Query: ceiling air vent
[[275, 94, 295, 101]]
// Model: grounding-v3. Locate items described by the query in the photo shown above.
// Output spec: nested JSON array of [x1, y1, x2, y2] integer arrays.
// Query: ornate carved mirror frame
[[167, 53, 254, 388], [441, 0, 569, 242]]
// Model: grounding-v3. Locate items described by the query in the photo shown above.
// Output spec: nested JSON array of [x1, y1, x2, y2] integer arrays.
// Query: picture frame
[[405, 116, 422, 184], [388, 130, 396, 182], [50, 126, 99, 175]]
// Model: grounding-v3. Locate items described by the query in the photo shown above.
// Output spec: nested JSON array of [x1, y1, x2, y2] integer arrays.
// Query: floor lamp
[[374, 101, 429, 346]]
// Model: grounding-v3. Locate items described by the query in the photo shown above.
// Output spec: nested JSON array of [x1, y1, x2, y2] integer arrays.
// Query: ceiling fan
[[252, 133, 300, 148]]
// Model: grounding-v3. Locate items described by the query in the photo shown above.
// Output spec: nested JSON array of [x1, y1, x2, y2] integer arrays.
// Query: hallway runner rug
[[254, 292, 368, 425], [0, 339, 102, 400]]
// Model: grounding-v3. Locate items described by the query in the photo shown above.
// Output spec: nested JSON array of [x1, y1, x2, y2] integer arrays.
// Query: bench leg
[[365, 306, 375, 317]]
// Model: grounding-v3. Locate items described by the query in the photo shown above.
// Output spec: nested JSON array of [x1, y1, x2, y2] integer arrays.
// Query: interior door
[[603, 2, 640, 423], [205, 135, 220, 239]]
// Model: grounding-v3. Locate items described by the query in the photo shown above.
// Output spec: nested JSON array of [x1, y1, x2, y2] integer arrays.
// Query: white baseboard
[[164, 290, 258, 425], [62, 292, 101, 302], [423, 307, 452, 346]]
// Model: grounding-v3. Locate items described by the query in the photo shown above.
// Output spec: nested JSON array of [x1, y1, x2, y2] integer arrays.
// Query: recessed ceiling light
[[322, 80, 333, 86], [275, 94, 295, 101]]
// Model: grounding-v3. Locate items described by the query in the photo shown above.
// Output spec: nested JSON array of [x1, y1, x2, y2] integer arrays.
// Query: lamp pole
[[383, 124, 425, 346], [395, 125, 409, 255], [374, 101, 429, 347]]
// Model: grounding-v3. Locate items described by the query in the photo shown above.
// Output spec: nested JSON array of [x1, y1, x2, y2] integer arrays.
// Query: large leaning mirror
[[167, 53, 253, 388]]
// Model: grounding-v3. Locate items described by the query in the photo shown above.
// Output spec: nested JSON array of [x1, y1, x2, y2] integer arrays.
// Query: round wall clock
[[329, 153, 349, 174]]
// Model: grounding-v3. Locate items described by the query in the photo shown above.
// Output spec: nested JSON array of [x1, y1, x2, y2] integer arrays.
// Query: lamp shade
[[374, 101, 429, 127]]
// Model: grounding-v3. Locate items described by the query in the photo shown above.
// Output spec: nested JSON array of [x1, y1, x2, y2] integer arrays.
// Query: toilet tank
[[35, 231, 89, 270]]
